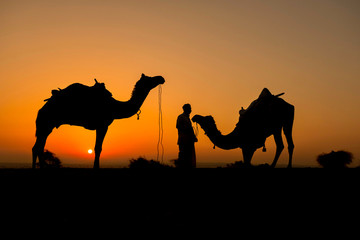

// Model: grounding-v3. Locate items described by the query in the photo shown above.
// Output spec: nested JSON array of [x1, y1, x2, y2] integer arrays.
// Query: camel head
[[136, 73, 165, 91], [192, 115, 217, 134]]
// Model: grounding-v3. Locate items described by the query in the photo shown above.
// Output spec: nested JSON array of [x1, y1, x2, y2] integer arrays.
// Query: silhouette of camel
[[192, 88, 294, 168], [32, 74, 165, 169]]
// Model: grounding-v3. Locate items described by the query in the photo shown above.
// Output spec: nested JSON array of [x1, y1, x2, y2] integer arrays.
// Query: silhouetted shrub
[[36, 150, 62, 168], [317, 150, 353, 168], [128, 157, 173, 168]]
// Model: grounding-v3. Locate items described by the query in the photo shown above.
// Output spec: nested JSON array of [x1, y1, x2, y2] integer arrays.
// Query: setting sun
[[88, 149, 93, 154]]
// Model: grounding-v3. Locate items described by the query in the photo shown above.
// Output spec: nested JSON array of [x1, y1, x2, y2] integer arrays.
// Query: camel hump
[[259, 88, 272, 98], [239, 88, 283, 118], [260, 88, 285, 98], [44, 80, 113, 102]]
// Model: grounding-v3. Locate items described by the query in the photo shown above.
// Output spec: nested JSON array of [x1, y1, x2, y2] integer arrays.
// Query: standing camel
[[32, 73, 165, 169], [192, 88, 294, 168]]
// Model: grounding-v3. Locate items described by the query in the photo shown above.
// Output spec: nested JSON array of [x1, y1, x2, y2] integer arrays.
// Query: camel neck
[[203, 124, 240, 150], [113, 88, 150, 119]]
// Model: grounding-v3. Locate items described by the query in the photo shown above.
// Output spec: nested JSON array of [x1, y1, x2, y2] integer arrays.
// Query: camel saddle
[[239, 88, 284, 117], [237, 88, 285, 151], [44, 79, 112, 102]]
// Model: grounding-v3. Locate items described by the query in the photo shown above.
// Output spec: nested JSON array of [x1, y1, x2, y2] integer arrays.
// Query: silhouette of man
[[176, 104, 197, 168]]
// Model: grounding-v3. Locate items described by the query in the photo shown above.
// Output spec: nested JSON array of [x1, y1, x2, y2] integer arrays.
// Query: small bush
[[317, 150, 353, 168], [36, 149, 62, 168], [128, 157, 173, 169]]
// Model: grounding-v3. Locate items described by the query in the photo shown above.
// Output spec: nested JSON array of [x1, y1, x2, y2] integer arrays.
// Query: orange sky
[[1, 0, 359, 167]]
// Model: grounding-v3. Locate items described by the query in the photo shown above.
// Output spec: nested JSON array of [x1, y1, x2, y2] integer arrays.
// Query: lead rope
[[194, 123, 215, 149], [157, 85, 164, 163], [194, 123, 199, 138]]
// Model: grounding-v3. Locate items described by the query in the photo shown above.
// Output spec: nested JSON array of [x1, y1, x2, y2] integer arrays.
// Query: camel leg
[[32, 134, 50, 169], [242, 147, 255, 167], [270, 130, 284, 168], [94, 126, 108, 169]]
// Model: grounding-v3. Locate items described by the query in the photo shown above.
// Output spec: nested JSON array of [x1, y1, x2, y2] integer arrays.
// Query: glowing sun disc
[[88, 149, 93, 154]]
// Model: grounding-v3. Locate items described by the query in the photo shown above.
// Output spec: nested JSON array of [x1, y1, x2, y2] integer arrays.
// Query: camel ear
[[94, 78, 98, 84], [141, 73, 145, 78]]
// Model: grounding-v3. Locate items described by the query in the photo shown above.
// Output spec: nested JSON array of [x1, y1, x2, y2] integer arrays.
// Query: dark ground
[[0, 169, 359, 236]]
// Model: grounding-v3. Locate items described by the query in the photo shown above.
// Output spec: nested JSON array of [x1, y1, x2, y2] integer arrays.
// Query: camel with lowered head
[[192, 88, 294, 168]]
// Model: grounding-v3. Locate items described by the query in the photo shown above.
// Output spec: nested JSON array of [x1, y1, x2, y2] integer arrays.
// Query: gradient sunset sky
[[1, 0, 359, 167]]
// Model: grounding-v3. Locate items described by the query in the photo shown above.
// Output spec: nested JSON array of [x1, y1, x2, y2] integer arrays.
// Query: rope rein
[[194, 123, 199, 138], [157, 85, 164, 162]]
